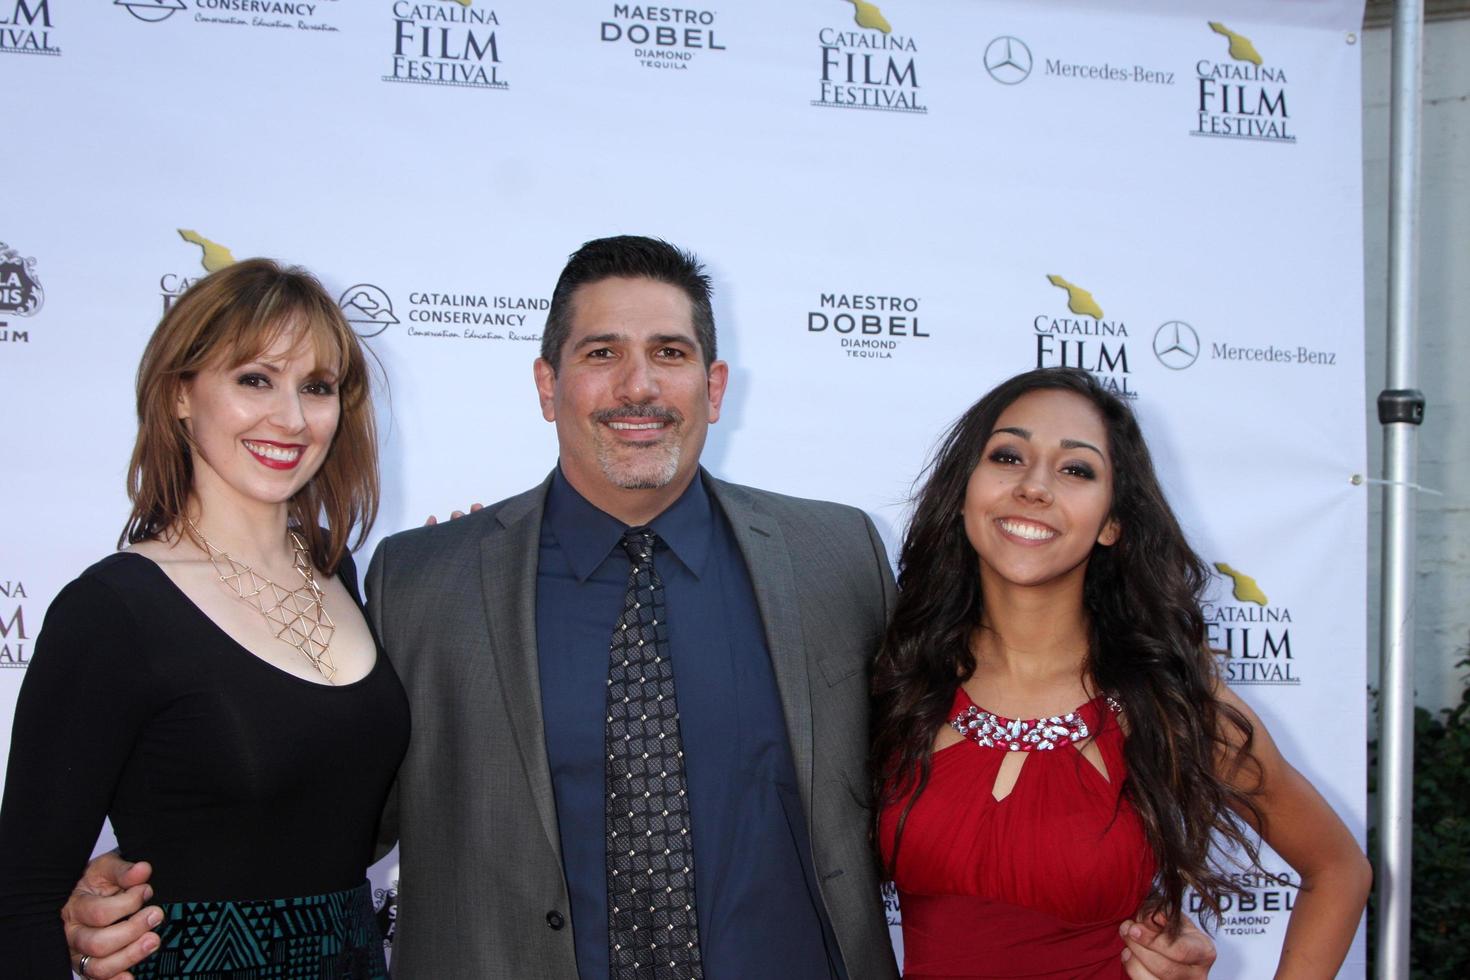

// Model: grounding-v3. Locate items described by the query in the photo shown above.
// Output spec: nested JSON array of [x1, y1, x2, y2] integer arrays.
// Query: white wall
[[1362, 18, 1470, 711]]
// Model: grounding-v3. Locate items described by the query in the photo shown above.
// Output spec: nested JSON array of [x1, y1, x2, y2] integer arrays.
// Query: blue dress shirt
[[536, 468, 844, 980]]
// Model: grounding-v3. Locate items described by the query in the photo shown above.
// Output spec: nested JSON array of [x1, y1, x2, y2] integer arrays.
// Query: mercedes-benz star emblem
[[1153, 321, 1201, 370], [984, 36, 1033, 85]]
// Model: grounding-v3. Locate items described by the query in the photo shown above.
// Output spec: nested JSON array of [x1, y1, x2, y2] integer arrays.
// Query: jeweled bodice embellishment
[[950, 704, 1092, 752]]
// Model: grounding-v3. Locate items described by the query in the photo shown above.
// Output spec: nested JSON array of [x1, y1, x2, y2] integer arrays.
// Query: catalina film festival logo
[[387, 0, 505, 90], [1194, 21, 1293, 143], [806, 290, 928, 362], [0, 241, 43, 345], [815, 1, 925, 114], [0, 578, 28, 668], [1207, 562, 1298, 686], [115, 0, 342, 33], [160, 228, 236, 313], [1, 0, 59, 55], [600, 4, 726, 71], [1031, 275, 1134, 397]]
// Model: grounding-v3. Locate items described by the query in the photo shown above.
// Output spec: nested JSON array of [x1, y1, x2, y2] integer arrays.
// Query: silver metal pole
[[1376, 0, 1426, 976]]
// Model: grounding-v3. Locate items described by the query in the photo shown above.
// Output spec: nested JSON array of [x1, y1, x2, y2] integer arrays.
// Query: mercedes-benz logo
[[984, 36, 1033, 85], [1153, 321, 1201, 370]]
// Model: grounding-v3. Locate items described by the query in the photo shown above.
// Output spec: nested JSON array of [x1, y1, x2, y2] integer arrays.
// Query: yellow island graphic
[[844, 0, 891, 34], [443, 0, 471, 7], [1214, 563, 1268, 606], [1046, 275, 1104, 320], [1209, 22, 1263, 66], [177, 229, 236, 273]]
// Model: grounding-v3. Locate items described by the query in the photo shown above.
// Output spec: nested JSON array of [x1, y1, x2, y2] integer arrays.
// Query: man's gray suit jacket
[[366, 472, 900, 979]]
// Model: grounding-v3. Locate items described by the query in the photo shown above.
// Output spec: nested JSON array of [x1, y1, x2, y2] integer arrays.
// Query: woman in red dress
[[872, 368, 1370, 979]]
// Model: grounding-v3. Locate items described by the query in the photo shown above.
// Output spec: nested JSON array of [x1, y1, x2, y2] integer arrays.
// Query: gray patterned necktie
[[606, 528, 703, 980]]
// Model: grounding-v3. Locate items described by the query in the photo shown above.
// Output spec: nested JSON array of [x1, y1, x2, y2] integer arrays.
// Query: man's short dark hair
[[540, 236, 716, 372]]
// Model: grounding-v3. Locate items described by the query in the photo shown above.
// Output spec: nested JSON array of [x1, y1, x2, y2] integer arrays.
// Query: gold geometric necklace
[[186, 518, 337, 682]]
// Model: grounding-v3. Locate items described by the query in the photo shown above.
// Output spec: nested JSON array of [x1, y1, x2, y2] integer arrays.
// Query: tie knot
[[620, 528, 659, 567]]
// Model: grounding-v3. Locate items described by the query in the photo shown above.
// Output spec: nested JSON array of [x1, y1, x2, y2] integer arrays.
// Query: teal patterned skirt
[[132, 881, 387, 980]]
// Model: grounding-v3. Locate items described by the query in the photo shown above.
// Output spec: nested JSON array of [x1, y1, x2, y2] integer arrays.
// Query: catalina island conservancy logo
[[600, 4, 725, 71], [1208, 562, 1297, 686], [0, 241, 44, 345], [815, 0, 925, 114], [340, 284, 400, 338], [388, 0, 504, 90], [339, 283, 546, 343], [1194, 21, 1292, 143], [116, 0, 342, 33], [1032, 275, 1133, 397]]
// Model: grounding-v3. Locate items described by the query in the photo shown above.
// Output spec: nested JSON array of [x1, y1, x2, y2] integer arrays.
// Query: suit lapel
[[479, 475, 563, 861], [707, 477, 815, 829]]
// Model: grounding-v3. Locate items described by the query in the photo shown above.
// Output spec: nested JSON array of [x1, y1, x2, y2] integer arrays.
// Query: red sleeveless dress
[[878, 689, 1155, 979]]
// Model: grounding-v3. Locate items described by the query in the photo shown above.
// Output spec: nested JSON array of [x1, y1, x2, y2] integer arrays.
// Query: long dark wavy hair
[[870, 367, 1264, 931]]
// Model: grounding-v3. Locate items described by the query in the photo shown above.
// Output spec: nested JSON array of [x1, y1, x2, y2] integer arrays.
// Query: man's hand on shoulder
[[63, 853, 163, 980], [1120, 911, 1216, 979], [424, 502, 484, 526]]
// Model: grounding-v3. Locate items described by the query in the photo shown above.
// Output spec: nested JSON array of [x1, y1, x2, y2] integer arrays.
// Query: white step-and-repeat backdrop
[[2, 0, 1367, 974]]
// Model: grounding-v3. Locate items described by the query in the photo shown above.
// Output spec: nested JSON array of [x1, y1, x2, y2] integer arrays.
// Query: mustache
[[593, 405, 683, 425]]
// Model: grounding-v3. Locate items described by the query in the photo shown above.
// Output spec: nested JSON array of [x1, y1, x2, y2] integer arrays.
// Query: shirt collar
[[545, 465, 714, 582]]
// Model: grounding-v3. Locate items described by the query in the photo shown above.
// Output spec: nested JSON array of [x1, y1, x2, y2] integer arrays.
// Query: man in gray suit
[[64, 237, 1214, 980], [364, 236, 897, 978]]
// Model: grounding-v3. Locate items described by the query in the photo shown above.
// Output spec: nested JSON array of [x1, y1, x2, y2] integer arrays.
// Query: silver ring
[[77, 954, 92, 978]]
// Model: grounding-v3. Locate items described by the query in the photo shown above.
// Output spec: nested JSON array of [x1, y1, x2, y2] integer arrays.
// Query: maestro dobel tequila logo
[[806, 290, 928, 362], [600, 4, 726, 71]]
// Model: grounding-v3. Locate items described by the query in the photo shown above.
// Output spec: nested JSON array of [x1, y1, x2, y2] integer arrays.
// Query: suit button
[[546, 910, 565, 930]]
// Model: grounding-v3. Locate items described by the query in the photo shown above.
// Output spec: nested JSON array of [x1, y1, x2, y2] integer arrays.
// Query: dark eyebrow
[[1061, 438, 1105, 459], [572, 331, 699, 350], [572, 332, 623, 350], [990, 427, 1105, 460]]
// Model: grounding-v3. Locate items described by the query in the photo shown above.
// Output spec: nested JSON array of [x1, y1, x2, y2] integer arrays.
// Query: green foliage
[[1367, 658, 1470, 979]]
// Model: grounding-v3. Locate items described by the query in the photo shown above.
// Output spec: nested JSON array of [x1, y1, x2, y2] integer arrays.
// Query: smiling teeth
[[244, 441, 302, 462], [999, 520, 1057, 541], [608, 421, 664, 430]]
